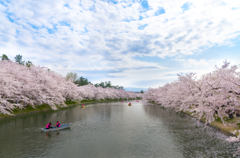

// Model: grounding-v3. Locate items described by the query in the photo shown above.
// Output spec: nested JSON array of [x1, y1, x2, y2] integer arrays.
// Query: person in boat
[[55, 121, 61, 128], [46, 122, 52, 130]]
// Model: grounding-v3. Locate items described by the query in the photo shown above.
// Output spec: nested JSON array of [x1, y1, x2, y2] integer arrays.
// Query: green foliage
[[25, 61, 33, 67], [81, 99, 96, 102], [223, 116, 228, 120], [65, 100, 77, 105], [14, 54, 25, 65], [74, 76, 124, 89], [0, 54, 9, 60], [74, 76, 92, 86], [214, 116, 223, 123], [94, 81, 124, 89], [237, 123, 240, 128], [66, 72, 78, 82], [112, 85, 124, 89], [66, 74, 124, 89]]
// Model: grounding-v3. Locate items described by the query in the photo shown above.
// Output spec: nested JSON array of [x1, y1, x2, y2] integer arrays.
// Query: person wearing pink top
[[46, 122, 52, 131], [55, 121, 60, 128]]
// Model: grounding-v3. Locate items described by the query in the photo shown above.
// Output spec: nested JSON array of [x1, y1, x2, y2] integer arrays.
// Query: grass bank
[[150, 102, 240, 136], [184, 111, 239, 136], [0, 98, 141, 119]]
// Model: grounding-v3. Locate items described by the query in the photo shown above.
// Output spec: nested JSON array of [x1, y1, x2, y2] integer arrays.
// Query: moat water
[[0, 101, 238, 158]]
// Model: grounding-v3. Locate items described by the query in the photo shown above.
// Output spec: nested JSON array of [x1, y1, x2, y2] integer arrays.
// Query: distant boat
[[41, 123, 71, 132]]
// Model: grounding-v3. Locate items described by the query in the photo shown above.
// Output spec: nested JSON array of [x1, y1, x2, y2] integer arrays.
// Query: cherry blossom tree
[[143, 61, 240, 125], [0, 60, 142, 115]]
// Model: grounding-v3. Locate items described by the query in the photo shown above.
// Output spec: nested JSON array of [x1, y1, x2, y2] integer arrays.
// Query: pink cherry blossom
[[0, 60, 142, 115], [143, 61, 240, 125]]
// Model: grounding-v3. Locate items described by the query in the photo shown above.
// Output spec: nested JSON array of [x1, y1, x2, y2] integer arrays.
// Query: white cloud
[[0, 0, 240, 89]]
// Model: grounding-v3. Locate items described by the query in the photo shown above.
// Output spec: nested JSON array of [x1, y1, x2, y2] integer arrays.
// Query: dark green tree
[[94, 81, 123, 89], [119, 86, 124, 89], [98, 81, 105, 88], [74, 76, 92, 86], [106, 81, 111, 88], [14, 54, 25, 65], [0, 54, 9, 60], [26, 61, 33, 67]]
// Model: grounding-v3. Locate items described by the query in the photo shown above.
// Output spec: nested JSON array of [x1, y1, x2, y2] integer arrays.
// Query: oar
[[55, 126, 59, 132]]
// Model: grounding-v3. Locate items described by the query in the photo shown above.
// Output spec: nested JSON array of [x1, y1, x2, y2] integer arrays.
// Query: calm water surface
[[0, 101, 238, 158]]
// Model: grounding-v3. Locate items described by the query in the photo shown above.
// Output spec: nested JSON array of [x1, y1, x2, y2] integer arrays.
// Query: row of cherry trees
[[0, 60, 141, 115], [143, 61, 240, 125]]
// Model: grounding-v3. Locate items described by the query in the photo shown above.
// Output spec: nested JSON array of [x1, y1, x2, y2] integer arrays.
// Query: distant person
[[236, 110, 240, 117], [56, 121, 61, 128], [46, 122, 52, 130]]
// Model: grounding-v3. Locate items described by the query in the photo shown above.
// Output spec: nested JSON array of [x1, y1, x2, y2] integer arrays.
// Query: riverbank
[[0, 98, 141, 119], [184, 111, 240, 136], [150, 102, 240, 136]]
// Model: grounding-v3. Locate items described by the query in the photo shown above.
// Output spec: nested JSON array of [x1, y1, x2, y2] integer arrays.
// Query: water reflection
[[46, 133, 51, 138], [45, 132, 61, 138], [0, 101, 238, 158], [142, 104, 239, 157]]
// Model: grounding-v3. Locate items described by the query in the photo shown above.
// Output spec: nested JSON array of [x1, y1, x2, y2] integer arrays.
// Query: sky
[[0, 0, 240, 91]]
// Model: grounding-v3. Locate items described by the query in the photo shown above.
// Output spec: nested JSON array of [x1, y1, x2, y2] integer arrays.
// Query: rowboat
[[41, 123, 71, 132]]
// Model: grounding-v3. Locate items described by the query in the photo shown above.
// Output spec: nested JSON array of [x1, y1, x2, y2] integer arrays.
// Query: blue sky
[[0, 0, 240, 91]]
